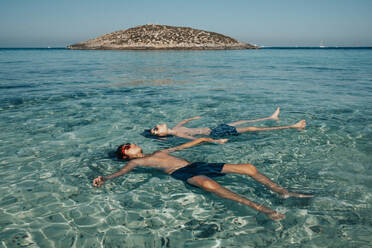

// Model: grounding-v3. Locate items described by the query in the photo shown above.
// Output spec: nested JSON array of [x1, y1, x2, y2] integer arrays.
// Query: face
[[122, 143, 142, 159], [150, 124, 168, 136]]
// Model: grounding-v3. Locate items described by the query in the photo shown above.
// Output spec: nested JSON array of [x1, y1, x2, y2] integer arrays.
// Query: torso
[[135, 126, 212, 174], [135, 152, 191, 174], [173, 126, 211, 136]]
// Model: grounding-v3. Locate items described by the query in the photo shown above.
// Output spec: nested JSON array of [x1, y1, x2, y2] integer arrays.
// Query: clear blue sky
[[1, 0, 372, 47]]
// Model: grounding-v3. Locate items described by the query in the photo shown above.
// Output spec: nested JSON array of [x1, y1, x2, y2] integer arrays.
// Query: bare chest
[[174, 126, 210, 136], [143, 154, 189, 174]]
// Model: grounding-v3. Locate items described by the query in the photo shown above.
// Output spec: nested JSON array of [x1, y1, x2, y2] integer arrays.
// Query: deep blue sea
[[0, 48, 371, 247]]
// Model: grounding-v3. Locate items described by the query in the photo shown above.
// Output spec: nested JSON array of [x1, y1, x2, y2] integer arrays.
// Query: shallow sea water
[[0, 48, 371, 247]]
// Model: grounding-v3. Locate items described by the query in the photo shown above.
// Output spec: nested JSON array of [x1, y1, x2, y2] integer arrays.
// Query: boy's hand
[[211, 138, 228, 144], [192, 116, 201, 120], [93, 176, 104, 187]]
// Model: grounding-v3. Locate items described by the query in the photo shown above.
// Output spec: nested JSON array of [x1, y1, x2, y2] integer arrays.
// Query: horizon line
[[1, 46, 372, 49]]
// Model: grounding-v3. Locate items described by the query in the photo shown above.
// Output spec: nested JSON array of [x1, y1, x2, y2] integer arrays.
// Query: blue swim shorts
[[210, 124, 239, 138], [171, 162, 225, 182]]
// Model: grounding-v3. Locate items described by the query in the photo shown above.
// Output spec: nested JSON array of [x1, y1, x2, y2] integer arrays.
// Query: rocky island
[[67, 24, 258, 50]]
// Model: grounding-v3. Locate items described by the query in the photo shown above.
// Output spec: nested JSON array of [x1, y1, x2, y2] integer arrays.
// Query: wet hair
[[141, 129, 173, 139], [115, 144, 129, 160]]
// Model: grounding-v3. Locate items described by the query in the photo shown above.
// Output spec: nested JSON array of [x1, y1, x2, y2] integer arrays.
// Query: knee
[[245, 164, 258, 176], [201, 179, 220, 191]]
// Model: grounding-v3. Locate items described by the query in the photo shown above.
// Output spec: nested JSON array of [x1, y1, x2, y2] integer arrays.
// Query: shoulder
[[127, 157, 150, 166]]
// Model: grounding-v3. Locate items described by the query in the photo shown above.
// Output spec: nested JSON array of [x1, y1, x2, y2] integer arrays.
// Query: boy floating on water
[[147, 107, 306, 140], [93, 137, 313, 220]]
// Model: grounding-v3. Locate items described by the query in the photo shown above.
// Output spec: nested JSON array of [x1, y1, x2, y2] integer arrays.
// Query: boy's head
[[115, 143, 142, 160], [150, 124, 169, 137]]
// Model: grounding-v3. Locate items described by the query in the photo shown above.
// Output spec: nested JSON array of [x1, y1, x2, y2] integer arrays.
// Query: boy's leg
[[235, 120, 306, 133], [187, 175, 285, 220], [222, 163, 314, 198], [228, 107, 280, 126]]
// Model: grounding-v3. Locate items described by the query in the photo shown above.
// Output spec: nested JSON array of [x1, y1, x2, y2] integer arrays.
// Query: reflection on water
[[106, 78, 195, 87], [0, 48, 372, 247]]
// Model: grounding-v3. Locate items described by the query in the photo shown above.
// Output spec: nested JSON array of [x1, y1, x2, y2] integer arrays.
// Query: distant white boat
[[319, 41, 326, 48], [47, 46, 51, 49]]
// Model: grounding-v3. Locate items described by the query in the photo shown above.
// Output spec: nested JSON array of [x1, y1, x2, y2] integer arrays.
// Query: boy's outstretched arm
[[175, 133, 197, 140], [160, 137, 228, 153], [175, 116, 201, 128], [93, 160, 138, 187]]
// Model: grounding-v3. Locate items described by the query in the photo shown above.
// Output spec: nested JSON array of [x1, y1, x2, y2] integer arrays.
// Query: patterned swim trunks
[[210, 124, 239, 138]]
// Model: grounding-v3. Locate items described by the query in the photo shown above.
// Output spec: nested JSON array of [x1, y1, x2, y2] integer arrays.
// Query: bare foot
[[292, 120, 306, 129], [267, 212, 286, 221], [282, 192, 314, 199], [270, 107, 280, 120]]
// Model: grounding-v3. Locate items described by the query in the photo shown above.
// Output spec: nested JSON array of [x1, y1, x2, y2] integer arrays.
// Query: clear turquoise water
[[0, 48, 371, 247]]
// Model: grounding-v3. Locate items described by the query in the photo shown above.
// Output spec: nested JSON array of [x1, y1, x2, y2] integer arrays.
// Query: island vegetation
[[67, 24, 258, 50]]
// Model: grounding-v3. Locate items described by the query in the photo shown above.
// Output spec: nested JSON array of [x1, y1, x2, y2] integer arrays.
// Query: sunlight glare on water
[[0, 48, 371, 247]]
